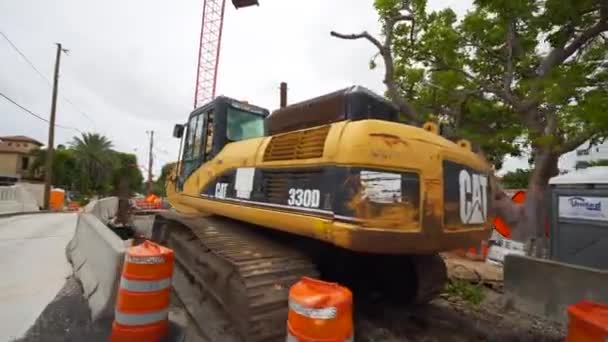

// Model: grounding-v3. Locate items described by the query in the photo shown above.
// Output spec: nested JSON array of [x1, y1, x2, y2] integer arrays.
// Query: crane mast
[[194, 0, 227, 108], [194, 0, 258, 109]]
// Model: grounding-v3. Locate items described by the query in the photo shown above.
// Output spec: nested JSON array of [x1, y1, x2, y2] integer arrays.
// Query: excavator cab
[[173, 96, 269, 190]]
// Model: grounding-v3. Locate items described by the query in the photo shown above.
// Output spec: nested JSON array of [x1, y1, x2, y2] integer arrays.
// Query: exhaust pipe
[[280, 82, 287, 108]]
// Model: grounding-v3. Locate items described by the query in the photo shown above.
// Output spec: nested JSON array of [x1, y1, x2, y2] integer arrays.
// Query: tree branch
[[538, 20, 608, 78], [503, 19, 516, 92], [558, 130, 600, 154], [330, 31, 384, 52], [330, 12, 421, 124]]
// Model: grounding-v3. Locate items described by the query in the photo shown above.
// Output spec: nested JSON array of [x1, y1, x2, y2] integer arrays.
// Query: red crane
[[194, 0, 259, 108]]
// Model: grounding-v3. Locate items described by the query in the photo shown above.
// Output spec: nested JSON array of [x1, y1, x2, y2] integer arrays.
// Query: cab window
[[227, 107, 265, 142]]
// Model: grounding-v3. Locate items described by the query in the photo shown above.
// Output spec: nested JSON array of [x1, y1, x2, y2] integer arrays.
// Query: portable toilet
[[548, 167, 608, 269], [49, 188, 65, 211]]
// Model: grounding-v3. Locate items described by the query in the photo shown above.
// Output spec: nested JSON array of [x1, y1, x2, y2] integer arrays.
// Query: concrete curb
[[0, 210, 51, 219], [504, 254, 608, 324], [66, 213, 127, 321]]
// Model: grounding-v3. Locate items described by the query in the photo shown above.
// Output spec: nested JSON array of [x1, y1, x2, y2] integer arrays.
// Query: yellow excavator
[[151, 86, 494, 342]]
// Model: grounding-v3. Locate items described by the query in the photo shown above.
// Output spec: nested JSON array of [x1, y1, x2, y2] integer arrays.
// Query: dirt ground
[[355, 255, 564, 342], [13, 259, 564, 342], [356, 287, 564, 342]]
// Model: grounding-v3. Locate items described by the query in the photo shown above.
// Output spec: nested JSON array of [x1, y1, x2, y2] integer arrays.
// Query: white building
[[574, 141, 608, 169]]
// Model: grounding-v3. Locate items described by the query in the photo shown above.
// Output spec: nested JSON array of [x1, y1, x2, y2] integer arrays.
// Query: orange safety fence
[[567, 300, 608, 342], [454, 190, 527, 261], [493, 190, 526, 238], [110, 241, 174, 342], [287, 277, 353, 342], [66, 201, 80, 212], [133, 196, 162, 210]]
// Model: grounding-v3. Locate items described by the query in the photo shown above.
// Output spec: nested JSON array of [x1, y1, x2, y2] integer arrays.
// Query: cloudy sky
[[1, 0, 576, 177]]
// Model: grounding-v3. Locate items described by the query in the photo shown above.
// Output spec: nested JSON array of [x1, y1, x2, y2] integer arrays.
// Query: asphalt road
[[0, 213, 77, 341]]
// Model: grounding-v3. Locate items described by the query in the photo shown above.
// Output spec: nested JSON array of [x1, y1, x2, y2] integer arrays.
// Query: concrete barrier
[[84, 197, 118, 223], [66, 213, 127, 321], [0, 185, 40, 215], [504, 254, 608, 324], [18, 182, 45, 208], [131, 214, 155, 238]]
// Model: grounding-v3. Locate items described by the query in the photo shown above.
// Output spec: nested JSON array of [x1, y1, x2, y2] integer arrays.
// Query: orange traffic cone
[[110, 241, 174, 342], [287, 277, 353, 342]]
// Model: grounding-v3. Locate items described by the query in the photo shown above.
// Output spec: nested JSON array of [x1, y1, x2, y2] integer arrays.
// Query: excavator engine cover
[[232, 0, 258, 9], [267, 86, 400, 135]]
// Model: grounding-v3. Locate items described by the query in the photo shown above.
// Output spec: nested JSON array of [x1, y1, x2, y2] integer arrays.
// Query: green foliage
[[501, 168, 532, 189], [371, 0, 608, 170], [111, 151, 144, 196], [30, 133, 144, 197], [29, 148, 79, 189], [444, 279, 485, 305], [578, 158, 608, 169], [588, 159, 608, 167], [151, 162, 176, 197]]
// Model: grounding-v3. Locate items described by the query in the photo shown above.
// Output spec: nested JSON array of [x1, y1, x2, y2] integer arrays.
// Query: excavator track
[[152, 211, 319, 342]]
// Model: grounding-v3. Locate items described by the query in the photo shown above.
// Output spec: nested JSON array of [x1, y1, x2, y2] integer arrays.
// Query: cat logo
[[459, 170, 488, 224]]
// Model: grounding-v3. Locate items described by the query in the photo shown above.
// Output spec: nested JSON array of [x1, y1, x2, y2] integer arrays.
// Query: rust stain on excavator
[[422, 178, 444, 237], [369, 133, 408, 147], [345, 174, 419, 230]]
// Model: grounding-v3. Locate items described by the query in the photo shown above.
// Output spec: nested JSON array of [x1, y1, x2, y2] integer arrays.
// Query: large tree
[[332, 0, 608, 247]]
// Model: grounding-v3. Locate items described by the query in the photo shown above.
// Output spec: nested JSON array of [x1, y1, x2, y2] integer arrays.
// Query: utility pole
[[44, 43, 67, 209], [146, 130, 154, 195]]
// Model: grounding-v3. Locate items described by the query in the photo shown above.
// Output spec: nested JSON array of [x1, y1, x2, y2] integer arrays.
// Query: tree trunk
[[116, 176, 130, 226], [516, 150, 559, 257]]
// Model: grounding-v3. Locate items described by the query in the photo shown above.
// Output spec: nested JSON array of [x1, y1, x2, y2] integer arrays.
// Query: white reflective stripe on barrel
[[286, 332, 297, 342], [119, 276, 171, 292], [288, 299, 337, 319], [127, 255, 165, 264], [114, 308, 168, 326]]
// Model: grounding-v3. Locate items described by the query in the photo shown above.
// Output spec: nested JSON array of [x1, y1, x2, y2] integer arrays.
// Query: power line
[[0, 30, 95, 124], [0, 91, 81, 133], [0, 31, 51, 84]]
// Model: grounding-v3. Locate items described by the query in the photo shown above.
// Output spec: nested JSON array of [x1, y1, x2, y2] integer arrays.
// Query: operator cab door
[[177, 109, 214, 190]]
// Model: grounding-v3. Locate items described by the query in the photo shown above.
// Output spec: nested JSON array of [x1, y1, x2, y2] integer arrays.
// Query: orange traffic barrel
[[49, 188, 65, 211], [567, 300, 608, 342], [287, 277, 353, 342], [110, 241, 174, 342]]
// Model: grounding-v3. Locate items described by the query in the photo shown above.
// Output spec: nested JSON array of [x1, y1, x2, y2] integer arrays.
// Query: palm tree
[[70, 133, 114, 195]]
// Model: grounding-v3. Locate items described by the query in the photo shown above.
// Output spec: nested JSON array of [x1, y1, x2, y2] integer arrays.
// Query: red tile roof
[[0, 135, 43, 146]]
